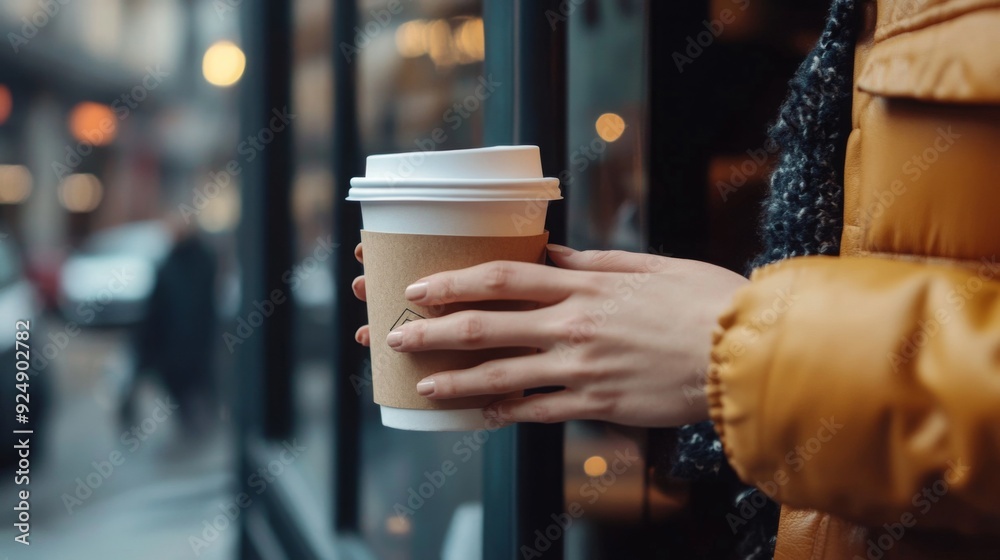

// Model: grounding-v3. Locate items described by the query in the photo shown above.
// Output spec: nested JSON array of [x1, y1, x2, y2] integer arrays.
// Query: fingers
[[354, 245, 368, 346], [417, 355, 562, 399], [387, 309, 554, 352], [484, 391, 596, 424], [355, 325, 370, 346], [406, 261, 583, 306], [547, 244, 665, 273], [352, 275, 366, 301]]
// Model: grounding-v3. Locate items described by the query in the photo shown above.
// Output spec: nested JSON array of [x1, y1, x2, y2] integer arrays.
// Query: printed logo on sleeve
[[391, 309, 426, 331]]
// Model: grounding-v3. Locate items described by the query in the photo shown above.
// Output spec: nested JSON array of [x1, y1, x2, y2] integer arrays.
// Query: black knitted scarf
[[670, 0, 861, 557]]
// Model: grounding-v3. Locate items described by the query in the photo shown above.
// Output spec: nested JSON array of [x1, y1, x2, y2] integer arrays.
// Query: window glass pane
[[562, 2, 651, 557], [561, 0, 831, 557], [566, 0, 647, 251], [291, 0, 336, 522], [354, 1, 487, 558], [0, 1, 244, 557]]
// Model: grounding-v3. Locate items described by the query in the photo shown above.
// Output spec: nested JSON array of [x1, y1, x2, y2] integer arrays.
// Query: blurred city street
[[0, 316, 235, 560], [0, 0, 832, 557]]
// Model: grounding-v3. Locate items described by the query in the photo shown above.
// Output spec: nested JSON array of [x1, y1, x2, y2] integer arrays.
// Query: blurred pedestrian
[[125, 211, 218, 436]]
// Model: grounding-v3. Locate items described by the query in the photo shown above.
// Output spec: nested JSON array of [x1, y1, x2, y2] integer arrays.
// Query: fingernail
[[546, 244, 570, 254], [416, 378, 435, 396], [405, 281, 428, 301], [386, 331, 403, 348]]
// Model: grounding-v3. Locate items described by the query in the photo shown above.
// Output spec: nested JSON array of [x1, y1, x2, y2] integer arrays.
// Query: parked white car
[[58, 221, 172, 327]]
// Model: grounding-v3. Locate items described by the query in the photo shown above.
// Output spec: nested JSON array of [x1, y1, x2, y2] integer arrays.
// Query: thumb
[[546, 244, 659, 273]]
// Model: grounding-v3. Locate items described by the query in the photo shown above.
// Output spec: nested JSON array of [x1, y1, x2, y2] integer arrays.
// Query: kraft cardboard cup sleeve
[[348, 146, 562, 431]]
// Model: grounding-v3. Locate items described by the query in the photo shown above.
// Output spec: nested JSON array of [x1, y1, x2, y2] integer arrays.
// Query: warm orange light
[[595, 113, 626, 143], [59, 173, 104, 213], [0, 85, 12, 126], [385, 514, 411, 535], [427, 19, 456, 68], [0, 165, 32, 204], [583, 455, 609, 477], [396, 20, 428, 58], [454, 18, 485, 62], [203, 41, 246, 87], [68, 102, 117, 146]]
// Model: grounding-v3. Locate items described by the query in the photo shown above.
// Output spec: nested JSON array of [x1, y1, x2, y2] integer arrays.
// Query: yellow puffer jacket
[[708, 0, 1000, 558]]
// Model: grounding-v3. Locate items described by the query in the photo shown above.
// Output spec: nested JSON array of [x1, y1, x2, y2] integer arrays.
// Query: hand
[[354, 243, 748, 427]]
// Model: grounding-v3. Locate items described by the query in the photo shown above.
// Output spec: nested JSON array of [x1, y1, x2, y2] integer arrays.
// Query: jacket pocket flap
[[857, 7, 1000, 103]]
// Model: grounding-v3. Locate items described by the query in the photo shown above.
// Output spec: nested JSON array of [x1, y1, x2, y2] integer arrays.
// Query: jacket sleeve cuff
[[707, 263, 787, 486]]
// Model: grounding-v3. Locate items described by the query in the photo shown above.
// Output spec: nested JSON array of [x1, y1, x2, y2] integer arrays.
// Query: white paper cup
[[348, 146, 561, 431]]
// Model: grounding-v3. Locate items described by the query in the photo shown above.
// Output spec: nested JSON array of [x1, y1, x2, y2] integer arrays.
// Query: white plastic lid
[[347, 146, 562, 202]]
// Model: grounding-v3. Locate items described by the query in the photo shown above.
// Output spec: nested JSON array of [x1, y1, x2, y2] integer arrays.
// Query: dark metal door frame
[[238, 1, 569, 558]]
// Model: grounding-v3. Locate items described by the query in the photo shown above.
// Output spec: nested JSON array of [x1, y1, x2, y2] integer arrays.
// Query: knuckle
[[484, 262, 513, 291], [491, 405, 515, 426], [557, 312, 596, 345], [531, 403, 553, 423], [428, 275, 461, 307], [439, 276, 460, 303], [459, 313, 487, 345], [580, 385, 617, 419], [483, 364, 508, 393], [407, 321, 427, 347], [434, 374, 456, 396]]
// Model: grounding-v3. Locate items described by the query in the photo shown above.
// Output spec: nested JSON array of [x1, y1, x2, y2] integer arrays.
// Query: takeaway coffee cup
[[348, 146, 561, 431]]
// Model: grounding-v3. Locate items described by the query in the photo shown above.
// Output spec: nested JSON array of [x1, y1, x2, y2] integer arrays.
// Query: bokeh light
[[396, 18, 484, 66], [0, 165, 33, 204], [427, 19, 456, 68], [203, 40, 246, 87], [0, 85, 12, 126], [59, 173, 104, 212], [69, 102, 118, 146], [454, 18, 485, 62], [396, 20, 429, 58], [196, 184, 241, 232], [583, 455, 609, 477], [385, 514, 412, 536], [595, 113, 626, 143]]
